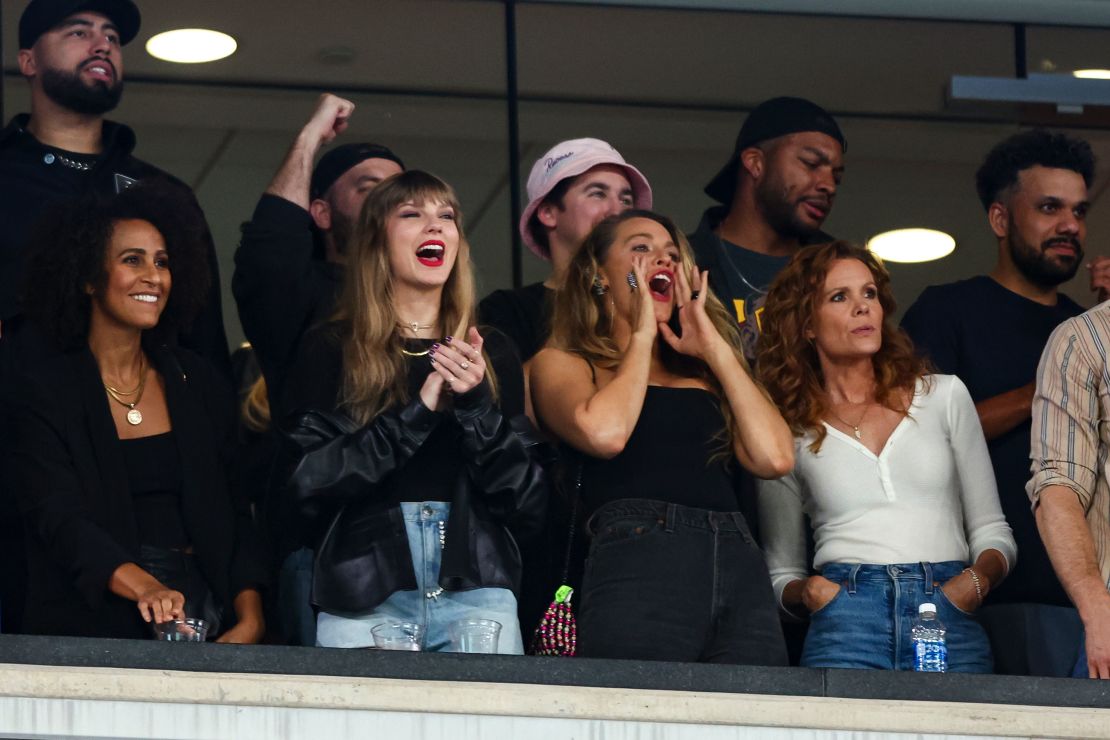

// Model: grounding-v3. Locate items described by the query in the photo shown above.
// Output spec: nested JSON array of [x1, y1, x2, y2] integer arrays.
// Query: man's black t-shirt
[[478, 282, 553, 362], [901, 275, 1084, 606]]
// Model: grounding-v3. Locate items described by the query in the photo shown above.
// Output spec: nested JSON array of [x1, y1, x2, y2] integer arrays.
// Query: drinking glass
[[371, 622, 424, 651], [449, 618, 502, 654], [152, 618, 209, 642]]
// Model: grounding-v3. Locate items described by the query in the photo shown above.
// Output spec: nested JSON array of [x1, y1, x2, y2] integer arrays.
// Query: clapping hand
[[429, 327, 487, 396]]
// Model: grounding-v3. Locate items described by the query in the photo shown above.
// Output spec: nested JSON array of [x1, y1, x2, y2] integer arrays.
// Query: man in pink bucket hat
[[480, 138, 652, 363]]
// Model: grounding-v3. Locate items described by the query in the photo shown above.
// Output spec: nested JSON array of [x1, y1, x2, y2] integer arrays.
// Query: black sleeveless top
[[120, 431, 188, 549], [579, 386, 739, 515]]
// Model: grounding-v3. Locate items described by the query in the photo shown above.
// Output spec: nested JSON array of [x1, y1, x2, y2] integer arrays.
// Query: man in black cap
[[232, 93, 404, 418], [0, 0, 229, 367], [691, 96, 846, 361], [231, 93, 403, 647], [0, 0, 231, 635]]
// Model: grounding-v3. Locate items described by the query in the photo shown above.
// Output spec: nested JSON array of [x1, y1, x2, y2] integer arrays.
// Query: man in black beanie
[[232, 93, 404, 417], [691, 97, 846, 361]]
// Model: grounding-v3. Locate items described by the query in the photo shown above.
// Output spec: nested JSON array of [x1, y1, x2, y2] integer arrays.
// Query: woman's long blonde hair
[[548, 209, 753, 454], [335, 170, 494, 425], [756, 240, 929, 453]]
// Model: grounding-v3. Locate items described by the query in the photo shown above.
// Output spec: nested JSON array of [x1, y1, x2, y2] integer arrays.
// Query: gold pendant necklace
[[397, 320, 435, 336], [104, 357, 147, 426], [829, 401, 872, 440]]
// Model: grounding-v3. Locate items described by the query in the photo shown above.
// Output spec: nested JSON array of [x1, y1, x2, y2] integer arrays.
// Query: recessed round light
[[867, 228, 955, 263], [1073, 69, 1110, 80], [146, 29, 237, 64]]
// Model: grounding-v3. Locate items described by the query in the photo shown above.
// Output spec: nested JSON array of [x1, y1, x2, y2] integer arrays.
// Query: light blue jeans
[[802, 561, 993, 673], [316, 501, 523, 653]]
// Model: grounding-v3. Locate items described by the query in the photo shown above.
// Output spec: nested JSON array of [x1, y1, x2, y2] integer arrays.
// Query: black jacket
[[0, 115, 230, 376], [282, 327, 548, 614], [2, 344, 268, 639], [232, 194, 343, 418]]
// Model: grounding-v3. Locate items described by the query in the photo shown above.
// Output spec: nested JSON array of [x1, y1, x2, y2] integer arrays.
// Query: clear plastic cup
[[371, 622, 424, 651], [449, 618, 502, 654], [152, 618, 209, 642]]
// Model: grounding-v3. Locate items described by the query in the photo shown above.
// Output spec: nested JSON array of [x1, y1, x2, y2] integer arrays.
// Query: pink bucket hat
[[519, 138, 652, 260]]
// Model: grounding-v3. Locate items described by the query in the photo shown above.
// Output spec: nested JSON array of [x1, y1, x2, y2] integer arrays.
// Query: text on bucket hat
[[704, 97, 846, 205], [519, 138, 652, 261]]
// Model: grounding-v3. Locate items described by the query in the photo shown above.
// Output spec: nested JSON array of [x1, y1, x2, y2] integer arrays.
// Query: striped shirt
[[1028, 304, 1110, 587]]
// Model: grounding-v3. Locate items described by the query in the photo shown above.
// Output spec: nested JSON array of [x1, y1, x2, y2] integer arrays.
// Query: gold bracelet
[[963, 567, 983, 605]]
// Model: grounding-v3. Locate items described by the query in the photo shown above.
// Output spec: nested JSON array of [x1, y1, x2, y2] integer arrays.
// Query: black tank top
[[120, 431, 188, 549], [579, 387, 739, 515]]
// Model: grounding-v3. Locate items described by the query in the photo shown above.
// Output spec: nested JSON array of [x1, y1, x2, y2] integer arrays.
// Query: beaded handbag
[[530, 466, 581, 656]]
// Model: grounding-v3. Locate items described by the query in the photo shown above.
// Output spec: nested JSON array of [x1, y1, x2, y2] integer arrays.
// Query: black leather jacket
[[285, 381, 549, 614]]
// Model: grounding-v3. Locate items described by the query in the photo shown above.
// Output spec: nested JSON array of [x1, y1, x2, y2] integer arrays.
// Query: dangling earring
[[591, 275, 609, 296]]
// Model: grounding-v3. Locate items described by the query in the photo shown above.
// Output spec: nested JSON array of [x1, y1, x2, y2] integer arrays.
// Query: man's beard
[[1009, 219, 1083, 288], [40, 65, 122, 116], [328, 209, 354, 259], [755, 176, 822, 242]]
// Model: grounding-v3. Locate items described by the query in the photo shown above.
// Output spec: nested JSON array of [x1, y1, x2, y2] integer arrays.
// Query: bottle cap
[[919, 602, 937, 614]]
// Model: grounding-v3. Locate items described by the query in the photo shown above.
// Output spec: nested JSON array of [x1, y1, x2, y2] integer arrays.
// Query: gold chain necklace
[[397, 320, 435, 336], [104, 357, 148, 426], [828, 401, 873, 441]]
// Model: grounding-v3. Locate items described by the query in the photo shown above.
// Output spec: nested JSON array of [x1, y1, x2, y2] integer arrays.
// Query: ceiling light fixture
[[1073, 69, 1110, 80], [867, 228, 955, 263], [146, 29, 237, 64]]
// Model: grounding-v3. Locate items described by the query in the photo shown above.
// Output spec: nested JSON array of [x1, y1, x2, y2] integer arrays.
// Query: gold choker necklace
[[104, 357, 148, 425]]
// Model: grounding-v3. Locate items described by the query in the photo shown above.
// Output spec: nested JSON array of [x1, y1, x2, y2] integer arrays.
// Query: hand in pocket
[[802, 574, 842, 614]]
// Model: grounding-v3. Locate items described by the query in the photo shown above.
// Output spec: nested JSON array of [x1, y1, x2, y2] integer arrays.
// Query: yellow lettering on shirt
[[733, 299, 745, 324]]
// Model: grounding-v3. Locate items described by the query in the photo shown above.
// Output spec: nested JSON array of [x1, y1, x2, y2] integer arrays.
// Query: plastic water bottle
[[911, 602, 947, 672]]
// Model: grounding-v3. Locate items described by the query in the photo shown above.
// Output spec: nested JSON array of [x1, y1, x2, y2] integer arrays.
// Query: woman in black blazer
[[4, 182, 267, 641]]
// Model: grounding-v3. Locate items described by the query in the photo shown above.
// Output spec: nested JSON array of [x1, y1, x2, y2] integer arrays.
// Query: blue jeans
[[316, 502, 523, 653], [802, 561, 993, 673], [278, 547, 317, 647]]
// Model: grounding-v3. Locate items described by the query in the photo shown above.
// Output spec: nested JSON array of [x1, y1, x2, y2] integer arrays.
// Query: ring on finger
[[460, 360, 470, 370]]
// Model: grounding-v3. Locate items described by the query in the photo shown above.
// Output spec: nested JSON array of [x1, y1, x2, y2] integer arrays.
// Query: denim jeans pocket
[[934, 584, 977, 618], [590, 514, 667, 552], [808, 583, 846, 616]]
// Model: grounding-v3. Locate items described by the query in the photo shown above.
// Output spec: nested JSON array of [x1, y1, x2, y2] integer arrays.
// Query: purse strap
[[559, 461, 582, 584]]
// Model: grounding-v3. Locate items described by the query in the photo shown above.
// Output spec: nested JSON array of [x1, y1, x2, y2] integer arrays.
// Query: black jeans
[[578, 498, 787, 665]]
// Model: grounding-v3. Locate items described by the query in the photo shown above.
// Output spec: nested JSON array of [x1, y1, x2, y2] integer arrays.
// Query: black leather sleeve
[[452, 382, 551, 542], [284, 397, 442, 520]]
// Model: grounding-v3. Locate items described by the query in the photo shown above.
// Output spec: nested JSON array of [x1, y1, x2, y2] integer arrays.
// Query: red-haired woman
[[756, 241, 1016, 672]]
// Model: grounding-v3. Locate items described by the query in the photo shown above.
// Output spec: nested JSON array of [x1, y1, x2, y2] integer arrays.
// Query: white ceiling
[[5, 1, 1110, 345]]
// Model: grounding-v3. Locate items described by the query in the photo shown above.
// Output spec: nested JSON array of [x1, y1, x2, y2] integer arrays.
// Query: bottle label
[[914, 639, 947, 672]]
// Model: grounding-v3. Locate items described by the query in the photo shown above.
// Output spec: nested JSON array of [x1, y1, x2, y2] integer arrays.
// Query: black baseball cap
[[704, 97, 847, 204], [19, 0, 141, 49], [310, 143, 406, 199]]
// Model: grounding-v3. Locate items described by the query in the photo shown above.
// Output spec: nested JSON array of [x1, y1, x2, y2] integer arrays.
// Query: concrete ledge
[[3, 634, 1110, 739], [2, 663, 1110, 739]]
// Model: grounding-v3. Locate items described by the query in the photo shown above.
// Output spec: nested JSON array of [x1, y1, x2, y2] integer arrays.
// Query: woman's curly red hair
[[756, 241, 929, 452]]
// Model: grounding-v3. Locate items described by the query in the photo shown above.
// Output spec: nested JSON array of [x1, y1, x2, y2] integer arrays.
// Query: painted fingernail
[[445, 336, 453, 342], [430, 343, 439, 350]]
